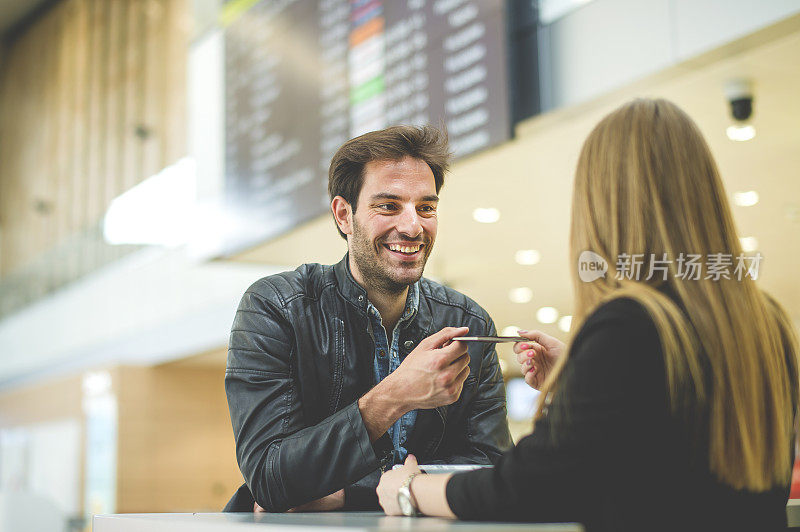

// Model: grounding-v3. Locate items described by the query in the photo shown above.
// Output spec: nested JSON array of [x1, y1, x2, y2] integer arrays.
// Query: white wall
[[539, 0, 800, 110], [0, 248, 283, 388]]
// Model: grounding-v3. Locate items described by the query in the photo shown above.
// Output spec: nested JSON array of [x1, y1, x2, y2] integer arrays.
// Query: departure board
[[223, 0, 510, 252]]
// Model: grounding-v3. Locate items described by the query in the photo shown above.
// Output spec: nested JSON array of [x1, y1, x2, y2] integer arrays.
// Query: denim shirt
[[366, 282, 420, 463]]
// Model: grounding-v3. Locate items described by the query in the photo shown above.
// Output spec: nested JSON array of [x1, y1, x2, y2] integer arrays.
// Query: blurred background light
[[733, 190, 759, 206], [740, 236, 759, 252], [508, 287, 533, 304], [536, 306, 559, 324], [82, 371, 112, 397], [515, 249, 541, 265], [472, 207, 500, 223], [726, 124, 756, 141]]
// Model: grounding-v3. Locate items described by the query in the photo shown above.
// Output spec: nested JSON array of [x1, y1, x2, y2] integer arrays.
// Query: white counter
[[93, 512, 583, 532]]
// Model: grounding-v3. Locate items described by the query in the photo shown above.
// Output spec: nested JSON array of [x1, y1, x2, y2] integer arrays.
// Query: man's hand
[[513, 330, 565, 390], [358, 326, 471, 441], [254, 489, 345, 513], [390, 326, 471, 409]]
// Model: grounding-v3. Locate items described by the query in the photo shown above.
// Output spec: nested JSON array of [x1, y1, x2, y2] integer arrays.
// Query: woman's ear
[[331, 196, 353, 236]]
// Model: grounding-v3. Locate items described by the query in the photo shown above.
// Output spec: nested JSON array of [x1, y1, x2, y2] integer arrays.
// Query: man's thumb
[[430, 326, 469, 347], [405, 454, 418, 467]]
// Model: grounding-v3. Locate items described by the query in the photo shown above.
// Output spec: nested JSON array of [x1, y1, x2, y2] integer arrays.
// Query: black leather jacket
[[224, 255, 512, 512]]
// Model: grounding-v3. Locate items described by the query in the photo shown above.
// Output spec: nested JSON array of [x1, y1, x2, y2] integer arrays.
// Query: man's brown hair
[[328, 125, 451, 239]]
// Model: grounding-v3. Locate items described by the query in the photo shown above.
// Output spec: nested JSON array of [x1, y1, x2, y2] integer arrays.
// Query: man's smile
[[382, 242, 425, 259]]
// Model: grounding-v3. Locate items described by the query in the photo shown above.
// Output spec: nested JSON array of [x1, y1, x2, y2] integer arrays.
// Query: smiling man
[[224, 125, 512, 513]]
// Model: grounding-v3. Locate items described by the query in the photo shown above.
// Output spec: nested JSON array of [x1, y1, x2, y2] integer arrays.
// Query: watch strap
[[399, 471, 423, 516]]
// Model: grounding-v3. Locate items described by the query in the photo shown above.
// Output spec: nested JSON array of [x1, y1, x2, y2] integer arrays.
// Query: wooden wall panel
[[0, 0, 188, 277], [115, 363, 244, 513], [0, 358, 243, 514], [0, 373, 84, 427]]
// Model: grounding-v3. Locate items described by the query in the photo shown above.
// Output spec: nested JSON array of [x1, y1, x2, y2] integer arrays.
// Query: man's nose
[[396, 206, 422, 238]]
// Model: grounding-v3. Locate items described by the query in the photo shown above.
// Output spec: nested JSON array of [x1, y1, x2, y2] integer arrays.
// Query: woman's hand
[[513, 330, 566, 390], [377, 454, 422, 515]]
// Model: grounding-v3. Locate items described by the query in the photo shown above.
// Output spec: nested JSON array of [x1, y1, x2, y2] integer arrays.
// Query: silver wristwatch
[[397, 472, 423, 516]]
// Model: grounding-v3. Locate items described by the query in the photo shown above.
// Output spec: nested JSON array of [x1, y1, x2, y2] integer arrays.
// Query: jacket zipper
[[329, 318, 345, 414]]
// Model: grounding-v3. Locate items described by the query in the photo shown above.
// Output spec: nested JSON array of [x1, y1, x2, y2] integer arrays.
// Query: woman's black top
[[445, 298, 791, 531]]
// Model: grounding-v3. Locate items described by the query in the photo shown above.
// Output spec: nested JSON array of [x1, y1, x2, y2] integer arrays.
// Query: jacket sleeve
[[433, 318, 514, 464], [225, 286, 392, 512]]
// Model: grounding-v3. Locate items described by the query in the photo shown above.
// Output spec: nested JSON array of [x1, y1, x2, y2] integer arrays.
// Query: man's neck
[[366, 286, 407, 334], [349, 256, 408, 333]]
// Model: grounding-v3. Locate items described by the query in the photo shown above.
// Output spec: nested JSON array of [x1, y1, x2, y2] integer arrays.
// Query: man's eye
[[377, 203, 397, 211], [419, 205, 436, 213]]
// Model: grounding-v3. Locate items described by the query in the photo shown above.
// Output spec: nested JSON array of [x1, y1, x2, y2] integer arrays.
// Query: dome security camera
[[724, 79, 754, 122]]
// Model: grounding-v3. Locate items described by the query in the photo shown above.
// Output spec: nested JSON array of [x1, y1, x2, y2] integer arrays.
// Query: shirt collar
[[402, 281, 420, 323]]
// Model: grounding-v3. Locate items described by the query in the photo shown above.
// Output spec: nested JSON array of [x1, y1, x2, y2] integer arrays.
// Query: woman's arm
[[378, 298, 666, 522], [376, 455, 455, 517], [412, 472, 455, 517]]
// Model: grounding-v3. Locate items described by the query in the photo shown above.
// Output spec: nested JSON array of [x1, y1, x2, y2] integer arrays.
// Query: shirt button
[[403, 340, 414, 349]]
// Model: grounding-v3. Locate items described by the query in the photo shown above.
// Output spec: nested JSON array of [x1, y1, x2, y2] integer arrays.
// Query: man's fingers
[[405, 454, 418, 468], [454, 363, 470, 387], [425, 326, 469, 348], [438, 340, 469, 364], [441, 356, 470, 390], [446, 353, 470, 376], [441, 350, 470, 375], [287, 489, 345, 513]]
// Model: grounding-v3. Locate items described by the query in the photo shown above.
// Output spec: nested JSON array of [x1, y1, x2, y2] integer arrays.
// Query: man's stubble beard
[[349, 217, 432, 296]]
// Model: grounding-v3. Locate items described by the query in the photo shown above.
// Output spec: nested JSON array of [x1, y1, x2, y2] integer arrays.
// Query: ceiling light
[[103, 157, 197, 246], [472, 207, 500, 223], [733, 191, 759, 207], [536, 306, 559, 324], [558, 315, 572, 333], [501, 325, 522, 337], [740, 236, 758, 252], [726, 125, 755, 142], [509, 287, 533, 304], [83, 371, 112, 397], [515, 249, 541, 265]]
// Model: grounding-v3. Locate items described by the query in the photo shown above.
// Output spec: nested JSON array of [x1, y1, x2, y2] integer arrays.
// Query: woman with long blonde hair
[[377, 99, 798, 531]]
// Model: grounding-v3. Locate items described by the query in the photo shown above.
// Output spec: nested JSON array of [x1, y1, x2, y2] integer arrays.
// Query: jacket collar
[[334, 254, 370, 311], [403, 284, 433, 343]]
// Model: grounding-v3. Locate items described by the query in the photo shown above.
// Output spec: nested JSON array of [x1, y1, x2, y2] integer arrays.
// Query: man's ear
[[331, 196, 353, 236]]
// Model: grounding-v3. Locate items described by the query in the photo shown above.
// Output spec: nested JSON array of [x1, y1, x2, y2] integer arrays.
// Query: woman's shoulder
[[569, 296, 664, 372], [579, 296, 659, 337]]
